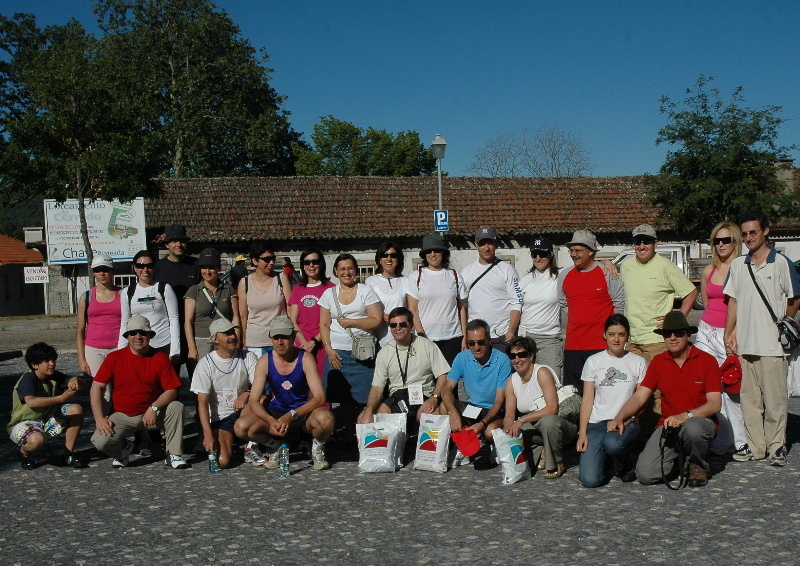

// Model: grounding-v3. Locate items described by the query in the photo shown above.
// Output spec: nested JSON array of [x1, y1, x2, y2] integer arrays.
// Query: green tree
[[0, 14, 164, 265], [95, 0, 304, 177], [296, 115, 436, 176], [647, 75, 797, 238]]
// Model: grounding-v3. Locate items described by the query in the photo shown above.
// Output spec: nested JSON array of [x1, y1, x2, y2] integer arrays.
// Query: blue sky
[[3, 1, 799, 177]]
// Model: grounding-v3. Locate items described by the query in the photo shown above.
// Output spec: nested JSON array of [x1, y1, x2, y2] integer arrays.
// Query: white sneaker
[[311, 443, 330, 470], [449, 446, 468, 468], [112, 439, 134, 468], [265, 449, 280, 469], [244, 442, 267, 466], [164, 452, 190, 469]]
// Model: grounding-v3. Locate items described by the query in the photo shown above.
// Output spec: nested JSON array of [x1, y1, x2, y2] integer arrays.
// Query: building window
[[115, 275, 137, 288], [357, 264, 375, 281]]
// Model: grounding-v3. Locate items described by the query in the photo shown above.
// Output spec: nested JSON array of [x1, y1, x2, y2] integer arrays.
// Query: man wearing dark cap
[[91, 315, 189, 469], [557, 230, 625, 393], [461, 226, 523, 354], [156, 224, 201, 376], [609, 312, 721, 487]]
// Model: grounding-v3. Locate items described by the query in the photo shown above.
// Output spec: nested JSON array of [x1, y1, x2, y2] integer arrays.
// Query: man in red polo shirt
[[609, 311, 721, 487]]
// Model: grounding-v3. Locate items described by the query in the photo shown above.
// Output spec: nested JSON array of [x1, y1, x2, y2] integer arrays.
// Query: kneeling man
[[609, 312, 721, 487], [91, 315, 188, 469], [234, 315, 334, 470]]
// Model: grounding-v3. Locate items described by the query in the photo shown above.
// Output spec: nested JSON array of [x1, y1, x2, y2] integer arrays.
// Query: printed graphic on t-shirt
[[599, 366, 629, 386], [301, 294, 320, 308]]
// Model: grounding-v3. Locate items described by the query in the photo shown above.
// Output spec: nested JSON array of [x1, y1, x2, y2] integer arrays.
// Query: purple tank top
[[701, 267, 728, 328], [267, 350, 309, 413]]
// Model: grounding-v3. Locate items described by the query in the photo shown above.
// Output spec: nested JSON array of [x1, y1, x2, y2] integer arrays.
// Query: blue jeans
[[579, 420, 640, 488]]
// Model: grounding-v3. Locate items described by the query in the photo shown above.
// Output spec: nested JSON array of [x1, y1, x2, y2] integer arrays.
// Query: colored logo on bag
[[509, 436, 526, 465], [418, 427, 439, 451], [363, 432, 388, 449]]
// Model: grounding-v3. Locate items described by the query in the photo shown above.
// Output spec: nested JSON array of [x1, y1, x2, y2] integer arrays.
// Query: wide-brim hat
[[164, 224, 191, 242], [207, 317, 238, 343], [419, 232, 448, 257], [123, 315, 156, 338], [565, 229, 598, 251], [653, 311, 698, 336]]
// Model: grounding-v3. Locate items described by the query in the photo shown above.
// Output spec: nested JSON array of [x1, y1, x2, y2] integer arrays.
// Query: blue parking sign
[[434, 210, 449, 232]]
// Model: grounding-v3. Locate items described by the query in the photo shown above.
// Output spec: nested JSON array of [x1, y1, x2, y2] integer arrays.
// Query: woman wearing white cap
[[76, 255, 123, 378]]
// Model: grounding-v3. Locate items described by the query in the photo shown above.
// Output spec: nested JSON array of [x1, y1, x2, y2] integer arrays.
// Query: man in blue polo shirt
[[441, 319, 512, 468]]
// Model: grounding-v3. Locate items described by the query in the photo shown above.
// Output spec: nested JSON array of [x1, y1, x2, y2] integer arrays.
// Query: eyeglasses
[[663, 330, 689, 338], [380, 252, 399, 259], [257, 255, 276, 263], [530, 251, 551, 259], [127, 330, 150, 337], [134, 262, 153, 269], [568, 247, 589, 255], [302, 259, 321, 266], [713, 237, 733, 245], [467, 339, 490, 347], [389, 321, 409, 329], [92, 267, 112, 273], [508, 351, 530, 360], [633, 238, 656, 246], [743, 230, 761, 237]]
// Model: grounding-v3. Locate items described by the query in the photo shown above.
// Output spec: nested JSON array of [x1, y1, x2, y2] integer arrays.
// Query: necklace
[[340, 284, 356, 294]]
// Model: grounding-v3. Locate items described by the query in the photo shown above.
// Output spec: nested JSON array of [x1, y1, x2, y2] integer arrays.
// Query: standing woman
[[518, 236, 563, 378], [365, 242, 408, 347], [319, 254, 383, 443], [237, 240, 292, 358], [406, 233, 468, 365], [77, 255, 123, 378], [695, 221, 746, 456], [118, 250, 180, 361], [184, 248, 240, 374], [288, 248, 335, 378]]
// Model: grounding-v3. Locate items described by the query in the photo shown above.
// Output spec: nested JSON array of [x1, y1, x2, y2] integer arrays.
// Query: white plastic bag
[[356, 420, 402, 473], [374, 413, 408, 469], [413, 413, 451, 473], [492, 429, 531, 485]]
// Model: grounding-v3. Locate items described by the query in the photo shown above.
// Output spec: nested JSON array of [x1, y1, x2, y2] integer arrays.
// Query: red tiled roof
[[0, 234, 43, 265], [145, 176, 664, 243]]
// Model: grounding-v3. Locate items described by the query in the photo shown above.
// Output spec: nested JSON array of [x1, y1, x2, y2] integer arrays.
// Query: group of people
[[7, 210, 799, 489]]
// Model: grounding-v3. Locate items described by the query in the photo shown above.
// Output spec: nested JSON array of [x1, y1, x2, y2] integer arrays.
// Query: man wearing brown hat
[[609, 312, 721, 487], [91, 315, 189, 469]]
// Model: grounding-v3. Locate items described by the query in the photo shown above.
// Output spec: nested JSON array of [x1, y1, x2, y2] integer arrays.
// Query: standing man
[[724, 210, 800, 465], [461, 226, 523, 353], [609, 312, 721, 488], [621, 224, 697, 362], [91, 315, 189, 469], [557, 229, 625, 393], [155, 224, 200, 376]]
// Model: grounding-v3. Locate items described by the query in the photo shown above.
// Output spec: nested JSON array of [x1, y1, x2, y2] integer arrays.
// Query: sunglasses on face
[[714, 237, 733, 245], [257, 255, 276, 263], [467, 339, 489, 347], [633, 238, 656, 246], [389, 321, 409, 329], [531, 251, 550, 259], [380, 252, 399, 259], [127, 330, 150, 337], [508, 351, 530, 360], [134, 262, 153, 269], [743, 229, 762, 237], [302, 259, 321, 266], [92, 267, 112, 273], [663, 330, 689, 338], [424, 249, 442, 255]]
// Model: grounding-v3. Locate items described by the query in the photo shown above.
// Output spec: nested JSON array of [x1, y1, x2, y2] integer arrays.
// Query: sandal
[[544, 462, 565, 479], [537, 450, 546, 470]]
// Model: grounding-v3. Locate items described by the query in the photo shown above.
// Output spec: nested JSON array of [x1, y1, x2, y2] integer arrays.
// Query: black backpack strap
[[127, 283, 136, 308], [83, 289, 91, 325]]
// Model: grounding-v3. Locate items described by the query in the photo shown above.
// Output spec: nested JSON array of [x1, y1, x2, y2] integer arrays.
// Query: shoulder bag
[[747, 262, 800, 352]]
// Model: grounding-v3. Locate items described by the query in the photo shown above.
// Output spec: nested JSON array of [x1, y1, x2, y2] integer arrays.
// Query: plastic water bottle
[[208, 451, 221, 474], [279, 443, 290, 478]]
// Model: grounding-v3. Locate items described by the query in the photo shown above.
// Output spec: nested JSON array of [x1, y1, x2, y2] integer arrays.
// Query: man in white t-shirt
[[190, 317, 258, 469], [461, 226, 523, 353]]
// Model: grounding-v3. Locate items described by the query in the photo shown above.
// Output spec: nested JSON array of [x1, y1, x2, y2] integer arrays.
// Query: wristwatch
[[290, 409, 299, 421], [686, 411, 694, 419], [150, 405, 160, 415], [431, 393, 440, 399]]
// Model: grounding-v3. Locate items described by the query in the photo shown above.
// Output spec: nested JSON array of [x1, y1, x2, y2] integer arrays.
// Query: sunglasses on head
[[663, 330, 689, 338], [380, 252, 399, 259], [302, 259, 321, 266], [134, 262, 153, 269], [508, 350, 530, 360], [713, 237, 733, 245], [257, 255, 276, 263], [633, 237, 655, 246], [467, 339, 489, 347], [92, 267, 112, 273], [389, 321, 409, 329]]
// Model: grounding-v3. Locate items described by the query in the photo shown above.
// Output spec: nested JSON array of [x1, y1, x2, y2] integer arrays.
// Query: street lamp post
[[431, 133, 447, 212]]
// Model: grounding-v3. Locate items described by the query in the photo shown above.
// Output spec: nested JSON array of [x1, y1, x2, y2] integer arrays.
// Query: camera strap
[[659, 425, 689, 490]]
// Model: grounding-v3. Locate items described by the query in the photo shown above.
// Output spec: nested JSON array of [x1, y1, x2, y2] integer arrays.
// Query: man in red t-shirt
[[557, 229, 625, 394], [91, 315, 189, 469], [609, 312, 722, 487]]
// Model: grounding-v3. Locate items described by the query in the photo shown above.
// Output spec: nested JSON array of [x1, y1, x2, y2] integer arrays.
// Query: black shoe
[[63, 451, 87, 469], [616, 467, 637, 483], [19, 451, 35, 470]]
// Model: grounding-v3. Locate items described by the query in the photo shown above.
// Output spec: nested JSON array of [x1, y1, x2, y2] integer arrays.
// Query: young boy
[[7, 342, 87, 469]]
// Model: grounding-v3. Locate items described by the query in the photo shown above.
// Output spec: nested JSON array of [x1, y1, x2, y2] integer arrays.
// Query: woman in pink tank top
[[695, 221, 746, 456], [76, 255, 123, 377]]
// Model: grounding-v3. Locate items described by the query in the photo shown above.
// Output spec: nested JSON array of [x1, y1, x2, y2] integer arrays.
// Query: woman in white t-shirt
[[500, 336, 577, 479], [319, 254, 383, 443], [576, 314, 647, 488], [518, 236, 562, 378], [406, 232, 468, 365], [364, 242, 408, 348]]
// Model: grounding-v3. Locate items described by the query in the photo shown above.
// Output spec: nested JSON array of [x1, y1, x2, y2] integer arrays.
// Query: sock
[[313, 438, 324, 448]]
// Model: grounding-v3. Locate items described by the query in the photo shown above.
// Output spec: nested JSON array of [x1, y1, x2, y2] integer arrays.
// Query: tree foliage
[[647, 75, 797, 238], [467, 125, 593, 178], [296, 115, 436, 176]]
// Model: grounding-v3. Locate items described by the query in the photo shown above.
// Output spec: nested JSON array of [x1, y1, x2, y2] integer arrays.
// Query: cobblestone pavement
[[0, 316, 798, 565]]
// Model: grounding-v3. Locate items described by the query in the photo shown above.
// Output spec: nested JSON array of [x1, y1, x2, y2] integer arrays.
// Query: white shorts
[[9, 420, 45, 446]]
